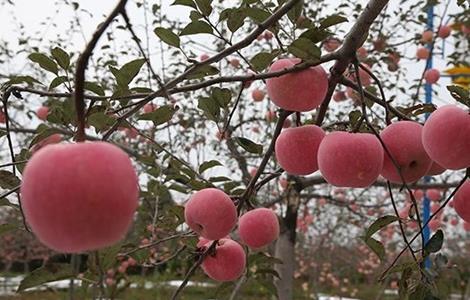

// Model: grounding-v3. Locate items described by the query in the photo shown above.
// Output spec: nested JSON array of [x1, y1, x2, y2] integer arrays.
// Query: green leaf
[[299, 28, 331, 44], [447, 85, 470, 107], [234, 137, 263, 154], [48, 76, 68, 90], [211, 87, 231, 108], [364, 237, 385, 260], [245, 7, 271, 24], [248, 251, 283, 266], [139, 105, 179, 126], [199, 160, 222, 173], [399, 267, 413, 299], [409, 283, 428, 300], [100, 243, 124, 271], [154, 27, 180, 48], [187, 64, 219, 79], [190, 10, 204, 21], [197, 97, 220, 121], [209, 176, 232, 182], [194, 0, 212, 16], [0, 223, 18, 236], [365, 215, 399, 239], [51, 47, 70, 70], [256, 268, 281, 279], [5, 75, 43, 86], [17, 263, 74, 292], [28, 53, 59, 75], [180, 20, 213, 35], [171, 0, 197, 9], [119, 58, 146, 86], [29, 126, 64, 148], [227, 9, 246, 32], [320, 14, 348, 29], [288, 38, 321, 60], [287, 0, 303, 24], [88, 112, 115, 131], [250, 51, 278, 72], [385, 261, 417, 275], [15, 149, 31, 174], [84, 81, 105, 96], [348, 110, 362, 128], [0, 198, 18, 208], [424, 229, 444, 255], [0, 170, 20, 189]]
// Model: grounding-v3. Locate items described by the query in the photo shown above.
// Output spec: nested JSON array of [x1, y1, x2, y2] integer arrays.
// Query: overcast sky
[[1, 0, 463, 109]]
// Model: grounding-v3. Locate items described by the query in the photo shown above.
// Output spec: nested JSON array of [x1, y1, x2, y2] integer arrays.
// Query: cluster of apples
[[275, 107, 469, 210], [266, 58, 469, 218], [184, 188, 280, 282]]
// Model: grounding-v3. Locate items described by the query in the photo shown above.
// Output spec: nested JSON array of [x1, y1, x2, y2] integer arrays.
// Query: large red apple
[[380, 121, 432, 183], [21, 142, 139, 253], [453, 180, 470, 223], [275, 125, 325, 175], [266, 58, 328, 112], [201, 238, 246, 282], [184, 188, 237, 240], [317, 132, 384, 187], [238, 208, 280, 249], [422, 105, 470, 170]]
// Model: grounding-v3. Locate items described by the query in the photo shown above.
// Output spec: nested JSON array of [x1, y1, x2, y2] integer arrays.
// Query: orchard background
[[0, 0, 469, 299]]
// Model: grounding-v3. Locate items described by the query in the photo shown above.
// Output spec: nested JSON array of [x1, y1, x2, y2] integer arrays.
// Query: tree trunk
[[274, 189, 300, 300]]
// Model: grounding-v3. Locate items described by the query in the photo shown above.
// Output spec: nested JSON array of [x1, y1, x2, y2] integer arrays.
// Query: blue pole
[[423, 5, 434, 269]]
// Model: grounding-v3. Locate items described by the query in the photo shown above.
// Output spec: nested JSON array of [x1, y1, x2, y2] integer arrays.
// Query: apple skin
[[422, 105, 470, 170], [426, 162, 446, 176], [380, 121, 432, 183], [416, 47, 430, 60], [424, 68, 440, 84], [251, 89, 265, 102], [464, 221, 470, 232], [36, 106, 49, 121], [238, 208, 280, 249], [20, 142, 139, 253], [453, 180, 470, 223], [184, 188, 237, 240], [426, 189, 441, 202], [201, 238, 246, 282], [275, 125, 325, 175], [317, 132, 384, 188], [421, 30, 433, 43], [31, 134, 62, 154], [266, 58, 328, 112], [438, 25, 451, 38]]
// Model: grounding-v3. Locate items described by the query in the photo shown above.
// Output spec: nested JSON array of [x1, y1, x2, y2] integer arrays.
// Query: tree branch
[[74, 0, 129, 141]]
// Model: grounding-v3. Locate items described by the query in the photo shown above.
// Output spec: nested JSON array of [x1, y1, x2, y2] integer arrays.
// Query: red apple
[[201, 238, 246, 282], [416, 47, 430, 60], [275, 125, 325, 175], [317, 132, 384, 187], [184, 188, 237, 240], [238, 208, 279, 249], [437, 25, 451, 38], [380, 121, 432, 183], [424, 68, 440, 84], [453, 180, 470, 223], [422, 105, 470, 170], [36, 106, 49, 121], [266, 58, 328, 112], [21, 142, 139, 252]]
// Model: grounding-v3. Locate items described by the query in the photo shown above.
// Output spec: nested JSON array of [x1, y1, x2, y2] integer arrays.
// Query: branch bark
[[73, 0, 129, 141]]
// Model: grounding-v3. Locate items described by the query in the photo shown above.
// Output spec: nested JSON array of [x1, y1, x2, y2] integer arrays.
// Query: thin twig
[[74, 0, 129, 141], [171, 241, 217, 300]]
